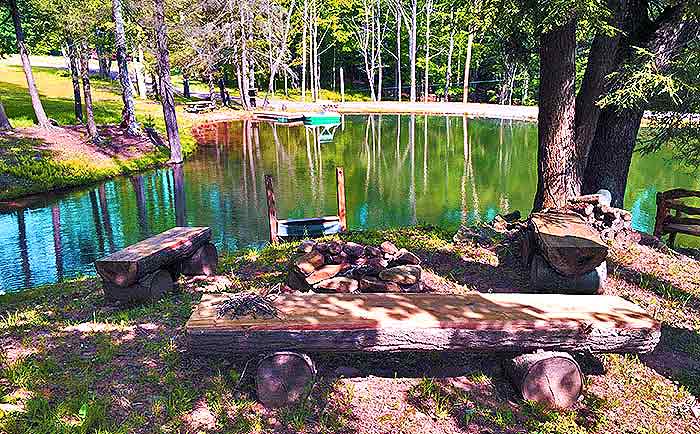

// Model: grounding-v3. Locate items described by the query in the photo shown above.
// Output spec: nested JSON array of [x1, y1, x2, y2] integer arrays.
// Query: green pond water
[[1, 114, 698, 292]]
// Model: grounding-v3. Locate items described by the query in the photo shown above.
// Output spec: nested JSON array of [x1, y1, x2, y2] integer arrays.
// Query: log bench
[[654, 188, 700, 247], [95, 227, 217, 302], [186, 292, 660, 408]]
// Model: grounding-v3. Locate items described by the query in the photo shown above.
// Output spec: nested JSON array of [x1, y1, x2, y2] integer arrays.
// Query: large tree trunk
[[395, 9, 402, 102], [183, 74, 190, 98], [112, 0, 140, 135], [444, 15, 454, 102], [154, 0, 183, 164], [409, 0, 417, 102], [79, 44, 101, 143], [422, 0, 432, 102], [462, 33, 474, 103], [67, 41, 83, 123], [8, 0, 50, 128], [301, 0, 307, 102], [0, 101, 11, 130], [533, 19, 579, 211]]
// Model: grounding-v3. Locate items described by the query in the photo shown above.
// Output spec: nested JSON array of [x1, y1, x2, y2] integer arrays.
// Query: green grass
[[0, 63, 197, 201]]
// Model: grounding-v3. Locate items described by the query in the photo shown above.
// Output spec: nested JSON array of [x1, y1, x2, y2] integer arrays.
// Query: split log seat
[[186, 293, 659, 354], [95, 227, 217, 302]]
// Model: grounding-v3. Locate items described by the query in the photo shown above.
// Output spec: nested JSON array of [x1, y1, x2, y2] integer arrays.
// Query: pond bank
[[0, 226, 698, 433]]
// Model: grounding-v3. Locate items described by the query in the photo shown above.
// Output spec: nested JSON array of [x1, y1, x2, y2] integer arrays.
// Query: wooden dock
[[186, 292, 660, 354], [254, 111, 305, 123]]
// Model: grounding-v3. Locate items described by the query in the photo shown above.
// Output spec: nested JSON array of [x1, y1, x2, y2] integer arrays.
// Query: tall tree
[[154, 0, 183, 163], [112, 0, 140, 135], [79, 42, 101, 143], [66, 39, 83, 122], [422, 0, 433, 102], [7, 0, 51, 127], [0, 101, 11, 129]]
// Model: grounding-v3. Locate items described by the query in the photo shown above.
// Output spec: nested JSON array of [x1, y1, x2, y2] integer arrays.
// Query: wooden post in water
[[336, 167, 347, 231], [265, 175, 279, 243], [339, 68, 345, 103]]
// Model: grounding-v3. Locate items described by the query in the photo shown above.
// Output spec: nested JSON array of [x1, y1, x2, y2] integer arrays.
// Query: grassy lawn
[[1, 226, 698, 433], [0, 62, 199, 201]]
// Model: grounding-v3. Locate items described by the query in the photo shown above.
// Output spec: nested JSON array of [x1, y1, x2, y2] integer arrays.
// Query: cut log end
[[104, 268, 173, 303], [182, 243, 218, 276], [505, 351, 583, 408], [256, 352, 316, 408]]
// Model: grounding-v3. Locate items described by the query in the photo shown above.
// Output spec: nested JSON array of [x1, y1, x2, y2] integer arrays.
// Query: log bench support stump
[[95, 227, 216, 303], [505, 350, 584, 408], [256, 352, 316, 408]]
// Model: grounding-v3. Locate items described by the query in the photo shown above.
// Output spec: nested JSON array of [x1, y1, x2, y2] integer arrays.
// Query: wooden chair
[[654, 189, 700, 247], [264, 167, 348, 243]]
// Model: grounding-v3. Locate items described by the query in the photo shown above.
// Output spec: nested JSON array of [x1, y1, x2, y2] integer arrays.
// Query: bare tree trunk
[[183, 74, 190, 98], [396, 8, 401, 101], [462, 32, 473, 103], [112, 0, 139, 135], [67, 40, 83, 122], [0, 101, 11, 130], [444, 10, 455, 102], [154, 0, 183, 163], [302, 0, 307, 102], [409, 0, 417, 102], [79, 43, 101, 143], [423, 0, 433, 102], [8, 0, 50, 128], [136, 47, 148, 99], [533, 19, 579, 210]]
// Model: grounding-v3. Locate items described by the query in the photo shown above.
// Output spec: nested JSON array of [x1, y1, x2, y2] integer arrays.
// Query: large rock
[[256, 352, 316, 408], [343, 242, 365, 257], [314, 277, 359, 293], [380, 241, 399, 256], [359, 276, 401, 293], [392, 249, 421, 266], [379, 265, 421, 285], [294, 251, 325, 275]]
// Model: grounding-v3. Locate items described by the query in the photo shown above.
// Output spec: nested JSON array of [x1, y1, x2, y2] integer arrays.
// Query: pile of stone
[[286, 240, 424, 294], [566, 190, 633, 242]]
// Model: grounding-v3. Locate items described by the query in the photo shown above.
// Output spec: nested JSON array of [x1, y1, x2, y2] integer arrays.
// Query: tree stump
[[504, 351, 584, 408], [529, 254, 607, 294], [103, 269, 173, 303], [181, 243, 218, 276], [256, 352, 316, 408]]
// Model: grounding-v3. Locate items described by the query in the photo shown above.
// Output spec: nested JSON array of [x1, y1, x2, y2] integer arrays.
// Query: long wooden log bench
[[95, 227, 217, 302], [187, 292, 659, 408]]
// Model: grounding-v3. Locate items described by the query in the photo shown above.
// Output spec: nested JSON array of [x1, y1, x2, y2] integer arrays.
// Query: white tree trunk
[[463, 32, 474, 103]]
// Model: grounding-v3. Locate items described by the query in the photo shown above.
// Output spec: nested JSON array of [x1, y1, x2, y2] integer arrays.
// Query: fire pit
[[286, 240, 424, 294]]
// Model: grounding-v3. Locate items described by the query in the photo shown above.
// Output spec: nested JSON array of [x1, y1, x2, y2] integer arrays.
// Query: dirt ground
[[1, 226, 699, 433]]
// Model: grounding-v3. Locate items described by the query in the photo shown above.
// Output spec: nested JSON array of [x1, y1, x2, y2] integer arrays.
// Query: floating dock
[[253, 111, 341, 125]]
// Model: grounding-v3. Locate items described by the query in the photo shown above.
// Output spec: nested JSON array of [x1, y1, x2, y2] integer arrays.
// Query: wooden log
[[256, 352, 316, 408], [666, 200, 700, 216], [336, 167, 347, 232], [530, 212, 608, 277], [265, 175, 279, 243], [187, 293, 660, 355], [95, 227, 211, 287], [104, 269, 173, 303], [568, 194, 603, 206], [504, 351, 583, 408], [181, 243, 218, 276], [529, 254, 606, 294]]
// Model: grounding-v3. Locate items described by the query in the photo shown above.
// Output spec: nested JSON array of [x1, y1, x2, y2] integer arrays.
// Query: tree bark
[[444, 12, 455, 102], [395, 8, 401, 101], [154, 0, 183, 164], [67, 40, 83, 122], [533, 19, 579, 211], [422, 0, 433, 102], [409, 0, 417, 101], [112, 0, 140, 135], [183, 75, 190, 98], [302, 0, 307, 102], [8, 0, 50, 128], [79, 44, 101, 143], [462, 33, 473, 103], [0, 101, 11, 130]]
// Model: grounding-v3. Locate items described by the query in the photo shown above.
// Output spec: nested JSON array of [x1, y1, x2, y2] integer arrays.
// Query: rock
[[379, 265, 421, 285], [294, 251, 325, 275], [400, 281, 424, 293], [315, 242, 329, 253], [328, 241, 342, 255], [333, 366, 362, 378], [365, 246, 383, 257], [314, 277, 359, 293], [256, 352, 316, 408], [297, 240, 316, 253], [380, 241, 399, 256], [325, 253, 348, 265], [306, 263, 351, 285], [392, 249, 421, 266], [359, 276, 401, 293], [343, 242, 365, 257]]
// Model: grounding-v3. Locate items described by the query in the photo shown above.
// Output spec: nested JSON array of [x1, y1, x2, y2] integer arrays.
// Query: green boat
[[303, 112, 342, 125]]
